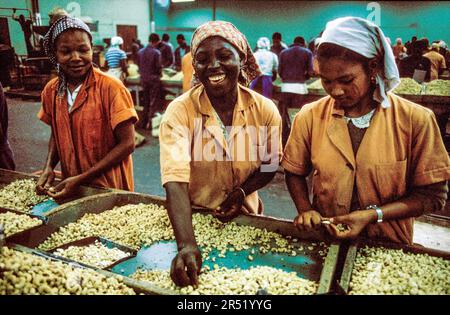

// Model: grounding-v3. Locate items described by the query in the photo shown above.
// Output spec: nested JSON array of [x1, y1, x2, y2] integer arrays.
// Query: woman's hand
[[294, 210, 323, 231], [47, 175, 82, 199], [170, 244, 202, 288], [213, 188, 246, 222], [325, 210, 376, 239], [36, 168, 55, 195]]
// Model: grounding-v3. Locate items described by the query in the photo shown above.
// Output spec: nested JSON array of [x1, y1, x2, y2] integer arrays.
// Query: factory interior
[[0, 0, 449, 296]]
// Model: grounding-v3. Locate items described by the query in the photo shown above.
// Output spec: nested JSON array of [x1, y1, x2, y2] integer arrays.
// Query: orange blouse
[[38, 67, 138, 191]]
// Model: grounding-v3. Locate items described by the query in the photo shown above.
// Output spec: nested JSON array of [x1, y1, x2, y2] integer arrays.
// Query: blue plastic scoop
[[30, 199, 60, 216]]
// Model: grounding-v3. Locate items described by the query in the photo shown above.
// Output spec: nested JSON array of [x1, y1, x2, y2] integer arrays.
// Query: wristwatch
[[366, 205, 383, 223]]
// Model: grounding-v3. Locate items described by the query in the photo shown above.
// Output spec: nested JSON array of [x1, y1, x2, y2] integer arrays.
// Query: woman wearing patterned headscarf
[[283, 17, 450, 244], [36, 16, 138, 199], [159, 21, 282, 287], [249, 37, 279, 99]]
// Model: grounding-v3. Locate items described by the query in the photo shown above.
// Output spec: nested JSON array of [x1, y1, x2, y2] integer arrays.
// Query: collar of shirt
[[197, 84, 256, 117], [344, 108, 376, 128], [67, 84, 83, 112]]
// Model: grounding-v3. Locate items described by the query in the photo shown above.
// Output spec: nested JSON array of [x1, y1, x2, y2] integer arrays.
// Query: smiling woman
[[55, 30, 93, 93], [36, 16, 138, 200], [159, 21, 282, 288]]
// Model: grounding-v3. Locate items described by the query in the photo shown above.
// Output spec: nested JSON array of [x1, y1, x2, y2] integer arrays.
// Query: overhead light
[[172, 0, 195, 3]]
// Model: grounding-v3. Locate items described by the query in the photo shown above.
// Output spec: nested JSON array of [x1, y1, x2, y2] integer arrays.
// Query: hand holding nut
[[325, 210, 373, 239], [294, 210, 323, 231]]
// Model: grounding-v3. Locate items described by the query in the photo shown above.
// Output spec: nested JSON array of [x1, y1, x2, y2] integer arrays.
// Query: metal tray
[[7, 191, 340, 295], [0, 169, 112, 217], [337, 238, 450, 295], [3, 244, 175, 295], [0, 208, 46, 240], [48, 236, 137, 270]]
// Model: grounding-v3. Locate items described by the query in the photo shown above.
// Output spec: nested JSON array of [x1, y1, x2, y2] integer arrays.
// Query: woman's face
[[318, 57, 372, 109], [194, 36, 241, 98], [55, 30, 93, 81]]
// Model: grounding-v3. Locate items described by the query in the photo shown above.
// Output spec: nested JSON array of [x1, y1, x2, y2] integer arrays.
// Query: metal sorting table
[[7, 191, 341, 295], [3, 243, 175, 295], [48, 236, 138, 270], [337, 238, 450, 295], [0, 208, 46, 240], [0, 169, 112, 218]]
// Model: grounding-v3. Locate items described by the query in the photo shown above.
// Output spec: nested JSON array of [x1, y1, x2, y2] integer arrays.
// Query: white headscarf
[[111, 36, 123, 47], [257, 37, 270, 50], [318, 17, 400, 108]]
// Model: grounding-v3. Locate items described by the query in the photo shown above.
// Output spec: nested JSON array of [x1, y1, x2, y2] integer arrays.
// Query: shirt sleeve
[[281, 106, 313, 176], [159, 101, 192, 185], [411, 110, 450, 186], [411, 181, 448, 214], [109, 84, 138, 130], [37, 82, 54, 125], [260, 99, 282, 172]]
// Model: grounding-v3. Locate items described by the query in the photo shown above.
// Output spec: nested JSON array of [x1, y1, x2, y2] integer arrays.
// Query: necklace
[[344, 109, 376, 129]]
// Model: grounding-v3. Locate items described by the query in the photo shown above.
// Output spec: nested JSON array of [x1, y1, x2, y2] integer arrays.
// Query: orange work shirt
[[159, 84, 282, 214], [282, 93, 450, 244], [38, 67, 138, 191]]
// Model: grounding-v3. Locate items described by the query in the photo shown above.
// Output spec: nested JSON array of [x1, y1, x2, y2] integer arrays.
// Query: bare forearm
[[241, 168, 276, 196], [44, 133, 60, 170], [285, 171, 313, 213], [165, 182, 197, 249], [77, 141, 133, 184], [375, 183, 448, 222]]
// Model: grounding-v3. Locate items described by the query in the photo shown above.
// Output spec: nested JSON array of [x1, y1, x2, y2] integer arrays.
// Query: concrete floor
[[6, 97, 450, 252]]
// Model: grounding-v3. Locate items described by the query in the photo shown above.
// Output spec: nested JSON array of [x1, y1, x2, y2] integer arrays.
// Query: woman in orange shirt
[[36, 16, 137, 199], [282, 17, 450, 244]]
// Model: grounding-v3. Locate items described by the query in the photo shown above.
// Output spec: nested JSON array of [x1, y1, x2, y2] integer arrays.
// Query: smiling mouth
[[208, 74, 226, 84], [69, 65, 86, 71]]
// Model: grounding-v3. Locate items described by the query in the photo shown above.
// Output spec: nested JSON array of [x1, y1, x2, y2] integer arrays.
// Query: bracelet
[[366, 205, 383, 223], [235, 187, 246, 199]]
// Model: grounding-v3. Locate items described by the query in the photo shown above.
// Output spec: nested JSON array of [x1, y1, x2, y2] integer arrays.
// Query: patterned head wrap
[[190, 20, 261, 86], [318, 17, 400, 108], [257, 37, 271, 50], [43, 16, 92, 96]]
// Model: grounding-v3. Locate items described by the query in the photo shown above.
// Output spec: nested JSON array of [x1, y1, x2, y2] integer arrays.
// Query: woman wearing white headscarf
[[250, 37, 279, 99], [105, 36, 128, 81], [282, 17, 450, 244]]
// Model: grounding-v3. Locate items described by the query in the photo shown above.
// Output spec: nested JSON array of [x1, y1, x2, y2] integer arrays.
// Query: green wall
[[38, 0, 152, 47], [166, 0, 450, 48], [2, 0, 153, 55], [3, 0, 449, 56], [0, 0, 33, 56]]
